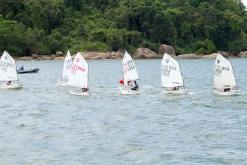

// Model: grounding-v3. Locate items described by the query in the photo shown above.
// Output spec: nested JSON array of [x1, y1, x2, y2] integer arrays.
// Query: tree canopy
[[0, 0, 246, 55]]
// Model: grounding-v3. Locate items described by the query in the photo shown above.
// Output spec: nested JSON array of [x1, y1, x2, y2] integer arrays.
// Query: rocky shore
[[15, 44, 247, 60]]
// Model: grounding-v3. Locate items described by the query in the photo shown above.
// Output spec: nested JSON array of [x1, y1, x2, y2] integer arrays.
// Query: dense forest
[[0, 0, 247, 56]]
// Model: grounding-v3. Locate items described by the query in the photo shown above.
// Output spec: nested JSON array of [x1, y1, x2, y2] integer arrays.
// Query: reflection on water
[[0, 59, 247, 164]]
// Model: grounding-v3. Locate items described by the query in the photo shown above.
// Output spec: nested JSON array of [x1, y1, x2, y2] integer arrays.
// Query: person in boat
[[81, 88, 88, 92], [128, 80, 139, 91], [172, 86, 179, 91], [224, 88, 231, 92], [19, 65, 24, 71], [6, 81, 11, 85], [119, 79, 124, 86]]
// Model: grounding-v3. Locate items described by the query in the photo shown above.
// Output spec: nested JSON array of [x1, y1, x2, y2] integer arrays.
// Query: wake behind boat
[[161, 53, 185, 94], [214, 53, 238, 96], [0, 51, 23, 89]]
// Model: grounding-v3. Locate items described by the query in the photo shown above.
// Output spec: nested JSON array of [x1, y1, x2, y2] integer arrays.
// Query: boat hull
[[162, 87, 186, 94], [0, 84, 23, 89], [69, 90, 89, 96], [17, 68, 39, 74], [214, 90, 238, 96], [119, 86, 140, 95]]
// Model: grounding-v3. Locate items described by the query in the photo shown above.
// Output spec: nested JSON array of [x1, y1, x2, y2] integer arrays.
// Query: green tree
[[0, 17, 25, 55]]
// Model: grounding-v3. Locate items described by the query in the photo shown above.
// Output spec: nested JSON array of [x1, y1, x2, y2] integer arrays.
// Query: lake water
[[1, 59, 247, 165]]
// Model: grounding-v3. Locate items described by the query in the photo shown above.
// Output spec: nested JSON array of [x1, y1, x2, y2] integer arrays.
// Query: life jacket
[[119, 79, 124, 84]]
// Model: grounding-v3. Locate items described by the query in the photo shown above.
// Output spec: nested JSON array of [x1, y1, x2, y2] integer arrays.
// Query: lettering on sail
[[71, 65, 86, 74], [0, 59, 14, 72], [123, 60, 135, 73], [161, 64, 176, 77], [65, 59, 72, 69], [215, 65, 230, 76]]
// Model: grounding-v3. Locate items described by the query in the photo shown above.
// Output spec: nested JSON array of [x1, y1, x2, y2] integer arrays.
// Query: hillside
[[0, 0, 247, 55]]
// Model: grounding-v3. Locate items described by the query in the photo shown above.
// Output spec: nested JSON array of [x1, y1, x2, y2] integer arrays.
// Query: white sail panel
[[62, 50, 72, 80], [122, 51, 139, 85], [68, 52, 88, 88], [161, 53, 184, 88], [214, 53, 236, 90], [0, 51, 18, 81]]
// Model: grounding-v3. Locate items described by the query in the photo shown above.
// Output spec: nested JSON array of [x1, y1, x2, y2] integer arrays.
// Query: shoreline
[[15, 52, 247, 61]]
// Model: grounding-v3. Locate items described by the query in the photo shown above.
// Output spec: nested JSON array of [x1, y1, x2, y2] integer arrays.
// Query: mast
[[177, 58, 184, 87], [15, 58, 19, 85], [88, 62, 89, 89]]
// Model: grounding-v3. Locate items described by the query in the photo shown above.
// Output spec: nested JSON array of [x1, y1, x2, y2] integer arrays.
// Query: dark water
[[0, 59, 247, 164]]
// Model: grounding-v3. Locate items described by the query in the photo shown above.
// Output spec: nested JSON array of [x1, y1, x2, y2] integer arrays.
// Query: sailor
[[6, 81, 11, 85], [82, 88, 88, 92], [172, 86, 179, 91], [224, 88, 230, 92], [20, 65, 24, 70], [128, 80, 138, 91]]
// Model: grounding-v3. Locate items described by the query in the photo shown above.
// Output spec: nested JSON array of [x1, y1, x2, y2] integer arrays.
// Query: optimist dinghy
[[214, 53, 238, 96], [161, 53, 185, 94], [68, 52, 89, 96], [57, 50, 72, 86], [119, 51, 140, 95], [0, 51, 22, 89]]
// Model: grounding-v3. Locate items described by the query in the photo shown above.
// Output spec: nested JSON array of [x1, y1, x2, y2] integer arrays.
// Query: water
[[1, 59, 247, 165]]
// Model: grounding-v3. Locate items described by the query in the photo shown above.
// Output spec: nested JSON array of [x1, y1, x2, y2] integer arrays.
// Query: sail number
[[215, 65, 230, 76], [123, 60, 135, 72], [161, 65, 176, 76], [65, 60, 72, 69], [0, 61, 14, 72], [71, 65, 86, 73]]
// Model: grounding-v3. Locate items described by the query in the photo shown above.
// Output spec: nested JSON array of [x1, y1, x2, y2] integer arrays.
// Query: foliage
[[0, 17, 25, 55], [0, 0, 247, 55]]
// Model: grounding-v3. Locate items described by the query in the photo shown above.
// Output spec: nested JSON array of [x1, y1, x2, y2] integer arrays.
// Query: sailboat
[[119, 51, 140, 95], [57, 50, 72, 86], [68, 52, 89, 96], [0, 51, 22, 89], [214, 53, 238, 96], [161, 53, 185, 94]]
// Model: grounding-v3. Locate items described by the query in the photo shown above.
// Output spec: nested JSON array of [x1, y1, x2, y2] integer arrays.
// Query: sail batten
[[68, 52, 88, 88], [214, 53, 236, 90], [161, 53, 184, 88]]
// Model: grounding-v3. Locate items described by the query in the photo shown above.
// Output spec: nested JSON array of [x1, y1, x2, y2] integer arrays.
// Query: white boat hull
[[69, 90, 89, 96], [214, 90, 238, 96], [163, 88, 186, 94], [119, 86, 140, 95], [0, 84, 23, 89]]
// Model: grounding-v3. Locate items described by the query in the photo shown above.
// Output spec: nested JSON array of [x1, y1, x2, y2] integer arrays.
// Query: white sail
[[62, 50, 72, 81], [122, 51, 139, 86], [161, 53, 184, 88], [0, 51, 18, 81], [214, 53, 236, 90], [68, 52, 88, 88]]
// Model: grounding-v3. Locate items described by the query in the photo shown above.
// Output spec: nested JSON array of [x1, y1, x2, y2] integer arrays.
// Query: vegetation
[[0, 0, 247, 55]]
